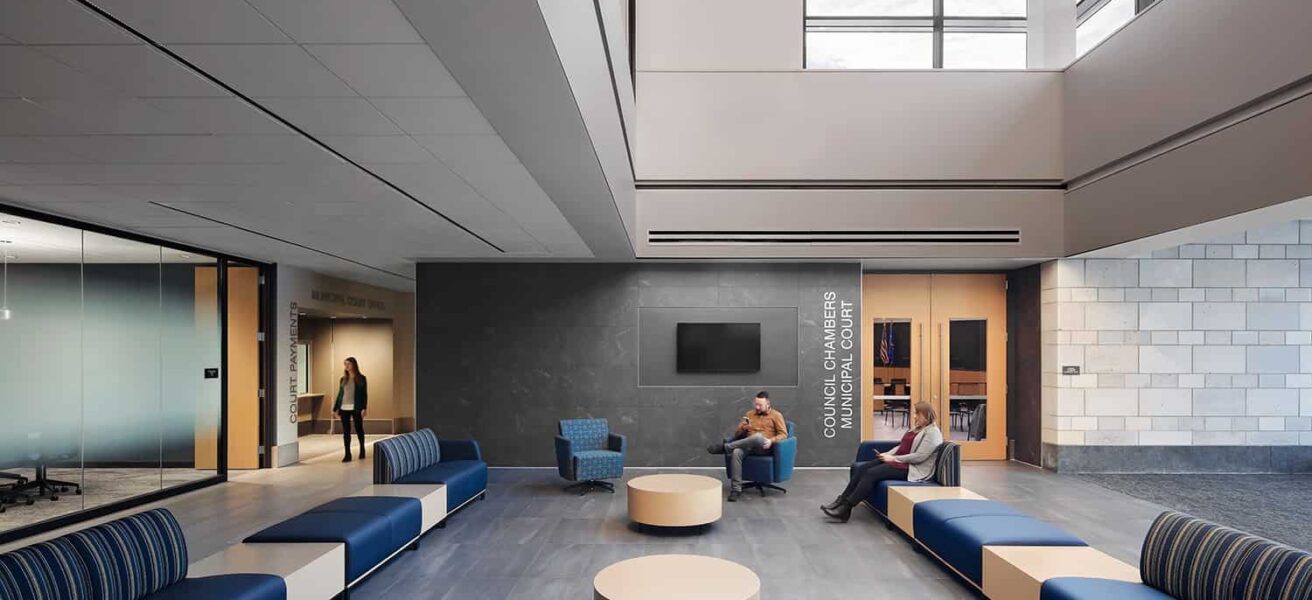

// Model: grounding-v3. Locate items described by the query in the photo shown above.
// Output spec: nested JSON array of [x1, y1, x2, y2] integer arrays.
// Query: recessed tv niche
[[676, 322, 762, 373]]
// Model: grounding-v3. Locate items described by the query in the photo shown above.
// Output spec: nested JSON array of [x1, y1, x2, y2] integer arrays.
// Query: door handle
[[935, 322, 942, 401], [917, 322, 923, 401]]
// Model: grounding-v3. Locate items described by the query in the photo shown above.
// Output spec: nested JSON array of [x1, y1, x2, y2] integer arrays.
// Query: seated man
[[706, 391, 788, 502]]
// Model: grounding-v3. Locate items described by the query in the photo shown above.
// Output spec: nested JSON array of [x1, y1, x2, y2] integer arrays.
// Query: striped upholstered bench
[[374, 428, 488, 513], [1042, 511, 1312, 600], [0, 508, 285, 600]]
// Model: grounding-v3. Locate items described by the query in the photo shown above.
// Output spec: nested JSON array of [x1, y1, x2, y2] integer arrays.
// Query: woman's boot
[[822, 500, 853, 523], [821, 495, 845, 511]]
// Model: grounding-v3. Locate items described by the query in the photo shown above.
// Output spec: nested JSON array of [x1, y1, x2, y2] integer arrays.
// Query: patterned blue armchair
[[724, 421, 797, 496], [555, 418, 626, 495]]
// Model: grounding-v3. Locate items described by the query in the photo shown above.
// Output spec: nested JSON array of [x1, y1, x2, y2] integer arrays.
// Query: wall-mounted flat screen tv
[[676, 322, 761, 373]]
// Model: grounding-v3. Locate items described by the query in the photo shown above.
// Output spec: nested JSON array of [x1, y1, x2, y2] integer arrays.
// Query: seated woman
[[821, 401, 943, 523]]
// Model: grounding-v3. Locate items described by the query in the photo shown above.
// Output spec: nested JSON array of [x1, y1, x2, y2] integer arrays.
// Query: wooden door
[[928, 274, 1008, 460], [861, 275, 931, 442], [862, 274, 1008, 460]]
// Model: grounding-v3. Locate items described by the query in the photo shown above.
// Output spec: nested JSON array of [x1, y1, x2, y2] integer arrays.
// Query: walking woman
[[821, 401, 943, 522], [334, 357, 368, 462]]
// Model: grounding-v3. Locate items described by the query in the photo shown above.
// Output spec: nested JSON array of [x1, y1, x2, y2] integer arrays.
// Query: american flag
[[878, 323, 893, 365]]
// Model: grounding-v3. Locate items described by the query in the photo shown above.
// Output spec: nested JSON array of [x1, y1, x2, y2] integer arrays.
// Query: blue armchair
[[555, 418, 626, 496], [723, 421, 797, 496]]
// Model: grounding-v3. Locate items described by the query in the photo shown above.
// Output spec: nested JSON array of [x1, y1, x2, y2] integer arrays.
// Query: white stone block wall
[[1041, 221, 1312, 447]]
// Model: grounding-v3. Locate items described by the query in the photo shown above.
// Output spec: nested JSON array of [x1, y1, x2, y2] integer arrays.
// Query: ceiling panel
[[370, 97, 495, 135], [0, 136, 94, 163], [142, 97, 288, 135], [304, 44, 464, 97], [256, 97, 400, 135], [318, 135, 432, 164], [0, 45, 126, 98], [170, 44, 357, 97], [90, 0, 292, 44], [0, 96, 204, 135], [245, 0, 425, 44], [413, 134, 519, 169], [0, 0, 136, 44], [29, 134, 338, 164], [37, 44, 228, 97]]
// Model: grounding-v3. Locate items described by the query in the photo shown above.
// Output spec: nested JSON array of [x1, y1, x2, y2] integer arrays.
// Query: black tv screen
[[677, 323, 761, 373]]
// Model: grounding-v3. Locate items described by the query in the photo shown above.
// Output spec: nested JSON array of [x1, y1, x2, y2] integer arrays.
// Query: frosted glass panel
[[81, 231, 164, 509], [0, 217, 85, 524]]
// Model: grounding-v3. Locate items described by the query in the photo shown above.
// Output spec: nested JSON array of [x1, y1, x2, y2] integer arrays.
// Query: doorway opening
[[295, 314, 397, 462], [861, 274, 1008, 460]]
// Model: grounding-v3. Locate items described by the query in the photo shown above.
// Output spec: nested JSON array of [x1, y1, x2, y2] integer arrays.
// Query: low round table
[[627, 474, 721, 528], [593, 554, 760, 600]]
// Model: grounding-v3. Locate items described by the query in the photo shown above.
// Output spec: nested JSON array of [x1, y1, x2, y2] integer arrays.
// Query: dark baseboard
[[1042, 443, 1312, 474]]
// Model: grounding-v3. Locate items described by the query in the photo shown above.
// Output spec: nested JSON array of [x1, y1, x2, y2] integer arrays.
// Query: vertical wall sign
[[820, 290, 857, 438], [288, 301, 299, 424]]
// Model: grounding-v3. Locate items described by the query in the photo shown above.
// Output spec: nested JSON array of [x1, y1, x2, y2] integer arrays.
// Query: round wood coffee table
[[594, 554, 760, 600], [627, 474, 721, 528]]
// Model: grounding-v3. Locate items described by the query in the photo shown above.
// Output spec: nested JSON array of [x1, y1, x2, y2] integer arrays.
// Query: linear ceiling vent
[[647, 229, 1021, 245]]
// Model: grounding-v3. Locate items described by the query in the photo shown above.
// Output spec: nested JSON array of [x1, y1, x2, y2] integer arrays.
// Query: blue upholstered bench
[[244, 496, 421, 586], [0, 508, 285, 600], [854, 439, 962, 516], [374, 428, 488, 513], [1042, 511, 1312, 600], [915, 500, 1087, 585]]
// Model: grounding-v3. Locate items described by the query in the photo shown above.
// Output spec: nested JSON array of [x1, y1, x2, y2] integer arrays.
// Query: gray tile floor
[[353, 463, 1167, 600], [0, 455, 1175, 599]]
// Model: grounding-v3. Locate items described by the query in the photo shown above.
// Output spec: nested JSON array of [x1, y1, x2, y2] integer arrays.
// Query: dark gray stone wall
[[416, 263, 862, 467]]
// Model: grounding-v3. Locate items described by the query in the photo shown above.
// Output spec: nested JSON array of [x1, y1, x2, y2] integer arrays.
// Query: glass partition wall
[[0, 209, 241, 542]]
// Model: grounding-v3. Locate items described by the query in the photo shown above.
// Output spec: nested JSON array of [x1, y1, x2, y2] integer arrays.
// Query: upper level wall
[[1065, 0, 1312, 180], [634, 0, 1064, 182], [636, 0, 801, 71], [636, 70, 1064, 182]]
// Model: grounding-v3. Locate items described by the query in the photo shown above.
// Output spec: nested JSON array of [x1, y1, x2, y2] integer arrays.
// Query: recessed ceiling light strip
[[71, 0, 505, 254]]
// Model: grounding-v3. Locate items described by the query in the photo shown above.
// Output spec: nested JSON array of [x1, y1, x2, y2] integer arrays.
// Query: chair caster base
[[742, 482, 787, 497], [563, 480, 616, 496]]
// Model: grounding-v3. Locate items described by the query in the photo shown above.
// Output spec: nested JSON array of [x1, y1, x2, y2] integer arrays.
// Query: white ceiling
[[0, 0, 621, 289]]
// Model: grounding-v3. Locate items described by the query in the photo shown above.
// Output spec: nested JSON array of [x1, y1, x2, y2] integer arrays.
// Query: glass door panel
[[948, 319, 988, 443], [872, 319, 914, 438]]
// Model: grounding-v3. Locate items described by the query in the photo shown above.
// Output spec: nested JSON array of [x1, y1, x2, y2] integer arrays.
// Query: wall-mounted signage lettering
[[204, 368, 219, 379], [820, 291, 856, 439], [310, 289, 386, 312], [288, 302, 299, 424], [1062, 365, 1081, 375]]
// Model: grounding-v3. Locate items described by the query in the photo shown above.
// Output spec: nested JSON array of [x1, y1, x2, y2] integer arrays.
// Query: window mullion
[[932, 0, 944, 68]]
